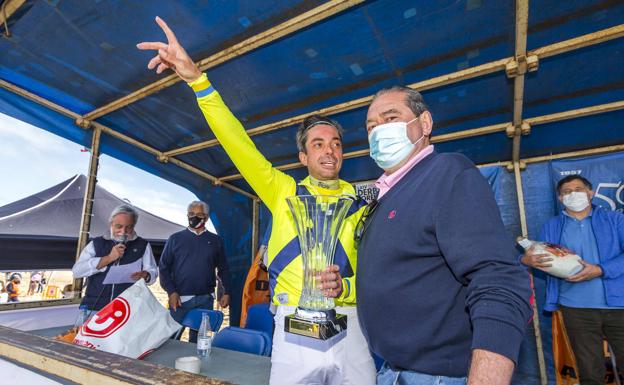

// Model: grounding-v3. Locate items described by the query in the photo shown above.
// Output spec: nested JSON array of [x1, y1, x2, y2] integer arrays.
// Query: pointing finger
[[155, 16, 179, 45], [136, 41, 168, 51]]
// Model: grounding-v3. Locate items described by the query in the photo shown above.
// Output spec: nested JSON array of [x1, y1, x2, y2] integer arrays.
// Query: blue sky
[[0, 112, 203, 228]]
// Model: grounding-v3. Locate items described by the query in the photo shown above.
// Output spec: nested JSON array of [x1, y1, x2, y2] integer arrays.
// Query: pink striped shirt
[[375, 145, 434, 199]]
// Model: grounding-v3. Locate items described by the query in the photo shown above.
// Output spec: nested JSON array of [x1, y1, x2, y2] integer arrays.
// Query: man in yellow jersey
[[138, 17, 376, 385]]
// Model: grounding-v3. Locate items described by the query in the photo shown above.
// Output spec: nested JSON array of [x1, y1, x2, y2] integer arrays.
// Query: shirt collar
[[300, 176, 351, 193], [187, 227, 208, 235], [375, 145, 434, 193], [562, 208, 593, 220]]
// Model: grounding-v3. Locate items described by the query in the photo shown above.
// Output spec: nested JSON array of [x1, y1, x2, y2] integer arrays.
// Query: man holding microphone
[[72, 204, 158, 311]]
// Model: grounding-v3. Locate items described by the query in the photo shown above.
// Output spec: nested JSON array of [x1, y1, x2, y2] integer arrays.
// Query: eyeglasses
[[354, 199, 379, 246]]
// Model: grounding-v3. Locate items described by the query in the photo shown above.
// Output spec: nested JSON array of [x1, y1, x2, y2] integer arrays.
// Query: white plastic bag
[[73, 279, 181, 359]]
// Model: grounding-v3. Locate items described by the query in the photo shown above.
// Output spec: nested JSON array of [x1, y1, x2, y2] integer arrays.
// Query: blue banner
[[550, 152, 624, 213], [480, 165, 501, 198]]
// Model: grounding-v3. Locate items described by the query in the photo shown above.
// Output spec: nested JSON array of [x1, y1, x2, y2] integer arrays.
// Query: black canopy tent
[[0, 174, 184, 270]]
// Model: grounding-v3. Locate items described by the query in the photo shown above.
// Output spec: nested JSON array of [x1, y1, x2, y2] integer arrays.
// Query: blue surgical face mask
[[368, 118, 423, 170]]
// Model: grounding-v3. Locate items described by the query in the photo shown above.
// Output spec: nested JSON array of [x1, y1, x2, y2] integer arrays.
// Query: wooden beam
[[74, 127, 101, 294], [476, 144, 624, 169], [163, 23, 623, 159], [432, 123, 509, 143], [163, 58, 511, 158], [218, 122, 510, 182], [530, 24, 624, 59], [523, 143, 624, 164], [216, 97, 624, 183], [514, 0, 529, 60], [0, 326, 227, 384], [83, 0, 364, 121], [476, 160, 512, 169], [0, 80, 257, 200], [0, 298, 81, 312], [0, 79, 80, 119], [251, 199, 259, 261], [525, 100, 624, 126], [0, 0, 26, 33], [510, 0, 529, 166]]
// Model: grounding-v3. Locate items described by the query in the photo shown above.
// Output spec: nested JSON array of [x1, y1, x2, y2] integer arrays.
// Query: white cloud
[[0, 114, 77, 155], [0, 114, 88, 205]]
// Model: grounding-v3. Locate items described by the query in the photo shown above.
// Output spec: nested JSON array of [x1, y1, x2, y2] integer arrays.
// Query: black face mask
[[188, 216, 205, 229]]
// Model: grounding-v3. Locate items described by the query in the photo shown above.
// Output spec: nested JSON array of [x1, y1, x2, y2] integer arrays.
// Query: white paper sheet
[[103, 259, 143, 285]]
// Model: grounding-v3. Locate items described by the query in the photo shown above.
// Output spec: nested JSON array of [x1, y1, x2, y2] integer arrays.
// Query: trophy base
[[285, 308, 347, 340]]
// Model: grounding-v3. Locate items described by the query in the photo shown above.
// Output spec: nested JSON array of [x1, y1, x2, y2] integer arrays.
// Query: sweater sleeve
[[158, 235, 177, 295], [599, 211, 624, 279], [72, 241, 107, 278], [188, 74, 295, 211], [334, 277, 356, 306], [435, 167, 533, 364], [216, 236, 232, 295]]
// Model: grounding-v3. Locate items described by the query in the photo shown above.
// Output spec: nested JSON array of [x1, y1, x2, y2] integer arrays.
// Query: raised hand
[[136, 16, 202, 82]]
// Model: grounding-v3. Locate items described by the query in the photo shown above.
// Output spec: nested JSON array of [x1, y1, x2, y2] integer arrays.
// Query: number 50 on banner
[[594, 182, 624, 212]]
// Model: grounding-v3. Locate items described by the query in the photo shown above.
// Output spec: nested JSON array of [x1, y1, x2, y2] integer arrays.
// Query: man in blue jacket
[[522, 175, 624, 384]]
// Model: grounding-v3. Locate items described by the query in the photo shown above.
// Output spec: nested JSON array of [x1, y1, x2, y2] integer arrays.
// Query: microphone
[[115, 234, 128, 245], [112, 234, 128, 266]]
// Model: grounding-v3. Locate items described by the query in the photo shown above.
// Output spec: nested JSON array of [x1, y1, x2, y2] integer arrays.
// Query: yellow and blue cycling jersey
[[189, 74, 365, 307]]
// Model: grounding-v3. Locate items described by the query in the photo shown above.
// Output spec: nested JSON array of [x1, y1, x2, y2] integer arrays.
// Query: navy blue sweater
[[159, 229, 231, 296], [356, 152, 532, 377]]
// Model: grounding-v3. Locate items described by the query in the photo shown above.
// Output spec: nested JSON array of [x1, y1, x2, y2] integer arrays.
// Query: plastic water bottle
[[74, 307, 90, 328], [197, 313, 212, 357]]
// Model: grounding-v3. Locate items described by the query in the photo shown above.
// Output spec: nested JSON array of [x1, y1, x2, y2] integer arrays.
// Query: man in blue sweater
[[354, 86, 533, 385], [159, 200, 231, 342], [522, 175, 624, 384]]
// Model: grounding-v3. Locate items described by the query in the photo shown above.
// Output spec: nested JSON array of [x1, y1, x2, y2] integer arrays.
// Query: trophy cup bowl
[[284, 195, 353, 340]]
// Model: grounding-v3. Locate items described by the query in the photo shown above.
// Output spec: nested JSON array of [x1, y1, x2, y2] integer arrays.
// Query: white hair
[[187, 200, 209, 215], [109, 204, 139, 225]]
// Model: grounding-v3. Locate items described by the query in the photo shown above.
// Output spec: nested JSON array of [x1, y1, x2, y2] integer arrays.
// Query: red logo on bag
[[81, 297, 131, 338]]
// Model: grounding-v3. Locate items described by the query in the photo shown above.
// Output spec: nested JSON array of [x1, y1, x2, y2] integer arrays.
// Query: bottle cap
[[517, 238, 532, 249]]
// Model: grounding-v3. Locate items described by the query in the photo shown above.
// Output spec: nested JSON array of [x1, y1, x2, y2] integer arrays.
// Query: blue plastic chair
[[244, 303, 274, 339], [174, 309, 224, 340], [212, 326, 272, 356]]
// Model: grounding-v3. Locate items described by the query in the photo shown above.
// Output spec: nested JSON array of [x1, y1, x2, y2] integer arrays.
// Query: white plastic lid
[[517, 238, 532, 249]]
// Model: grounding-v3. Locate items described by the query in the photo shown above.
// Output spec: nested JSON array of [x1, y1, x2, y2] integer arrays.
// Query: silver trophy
[[284, 195, 353, 339]]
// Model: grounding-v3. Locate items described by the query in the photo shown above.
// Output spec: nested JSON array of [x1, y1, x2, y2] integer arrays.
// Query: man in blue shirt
[[522, 175, 624, 384], [159, 200, 231, 342]]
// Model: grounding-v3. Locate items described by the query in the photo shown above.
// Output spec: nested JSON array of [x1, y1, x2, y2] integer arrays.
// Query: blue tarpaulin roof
[[1, 0, 623, 340], [1, 0, 622, 190]]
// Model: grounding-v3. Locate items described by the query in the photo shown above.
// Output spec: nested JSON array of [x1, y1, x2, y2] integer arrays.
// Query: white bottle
[[197, 313, 212, 358], [518, 237, 583, 278], [74, 308, 90, 329]]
